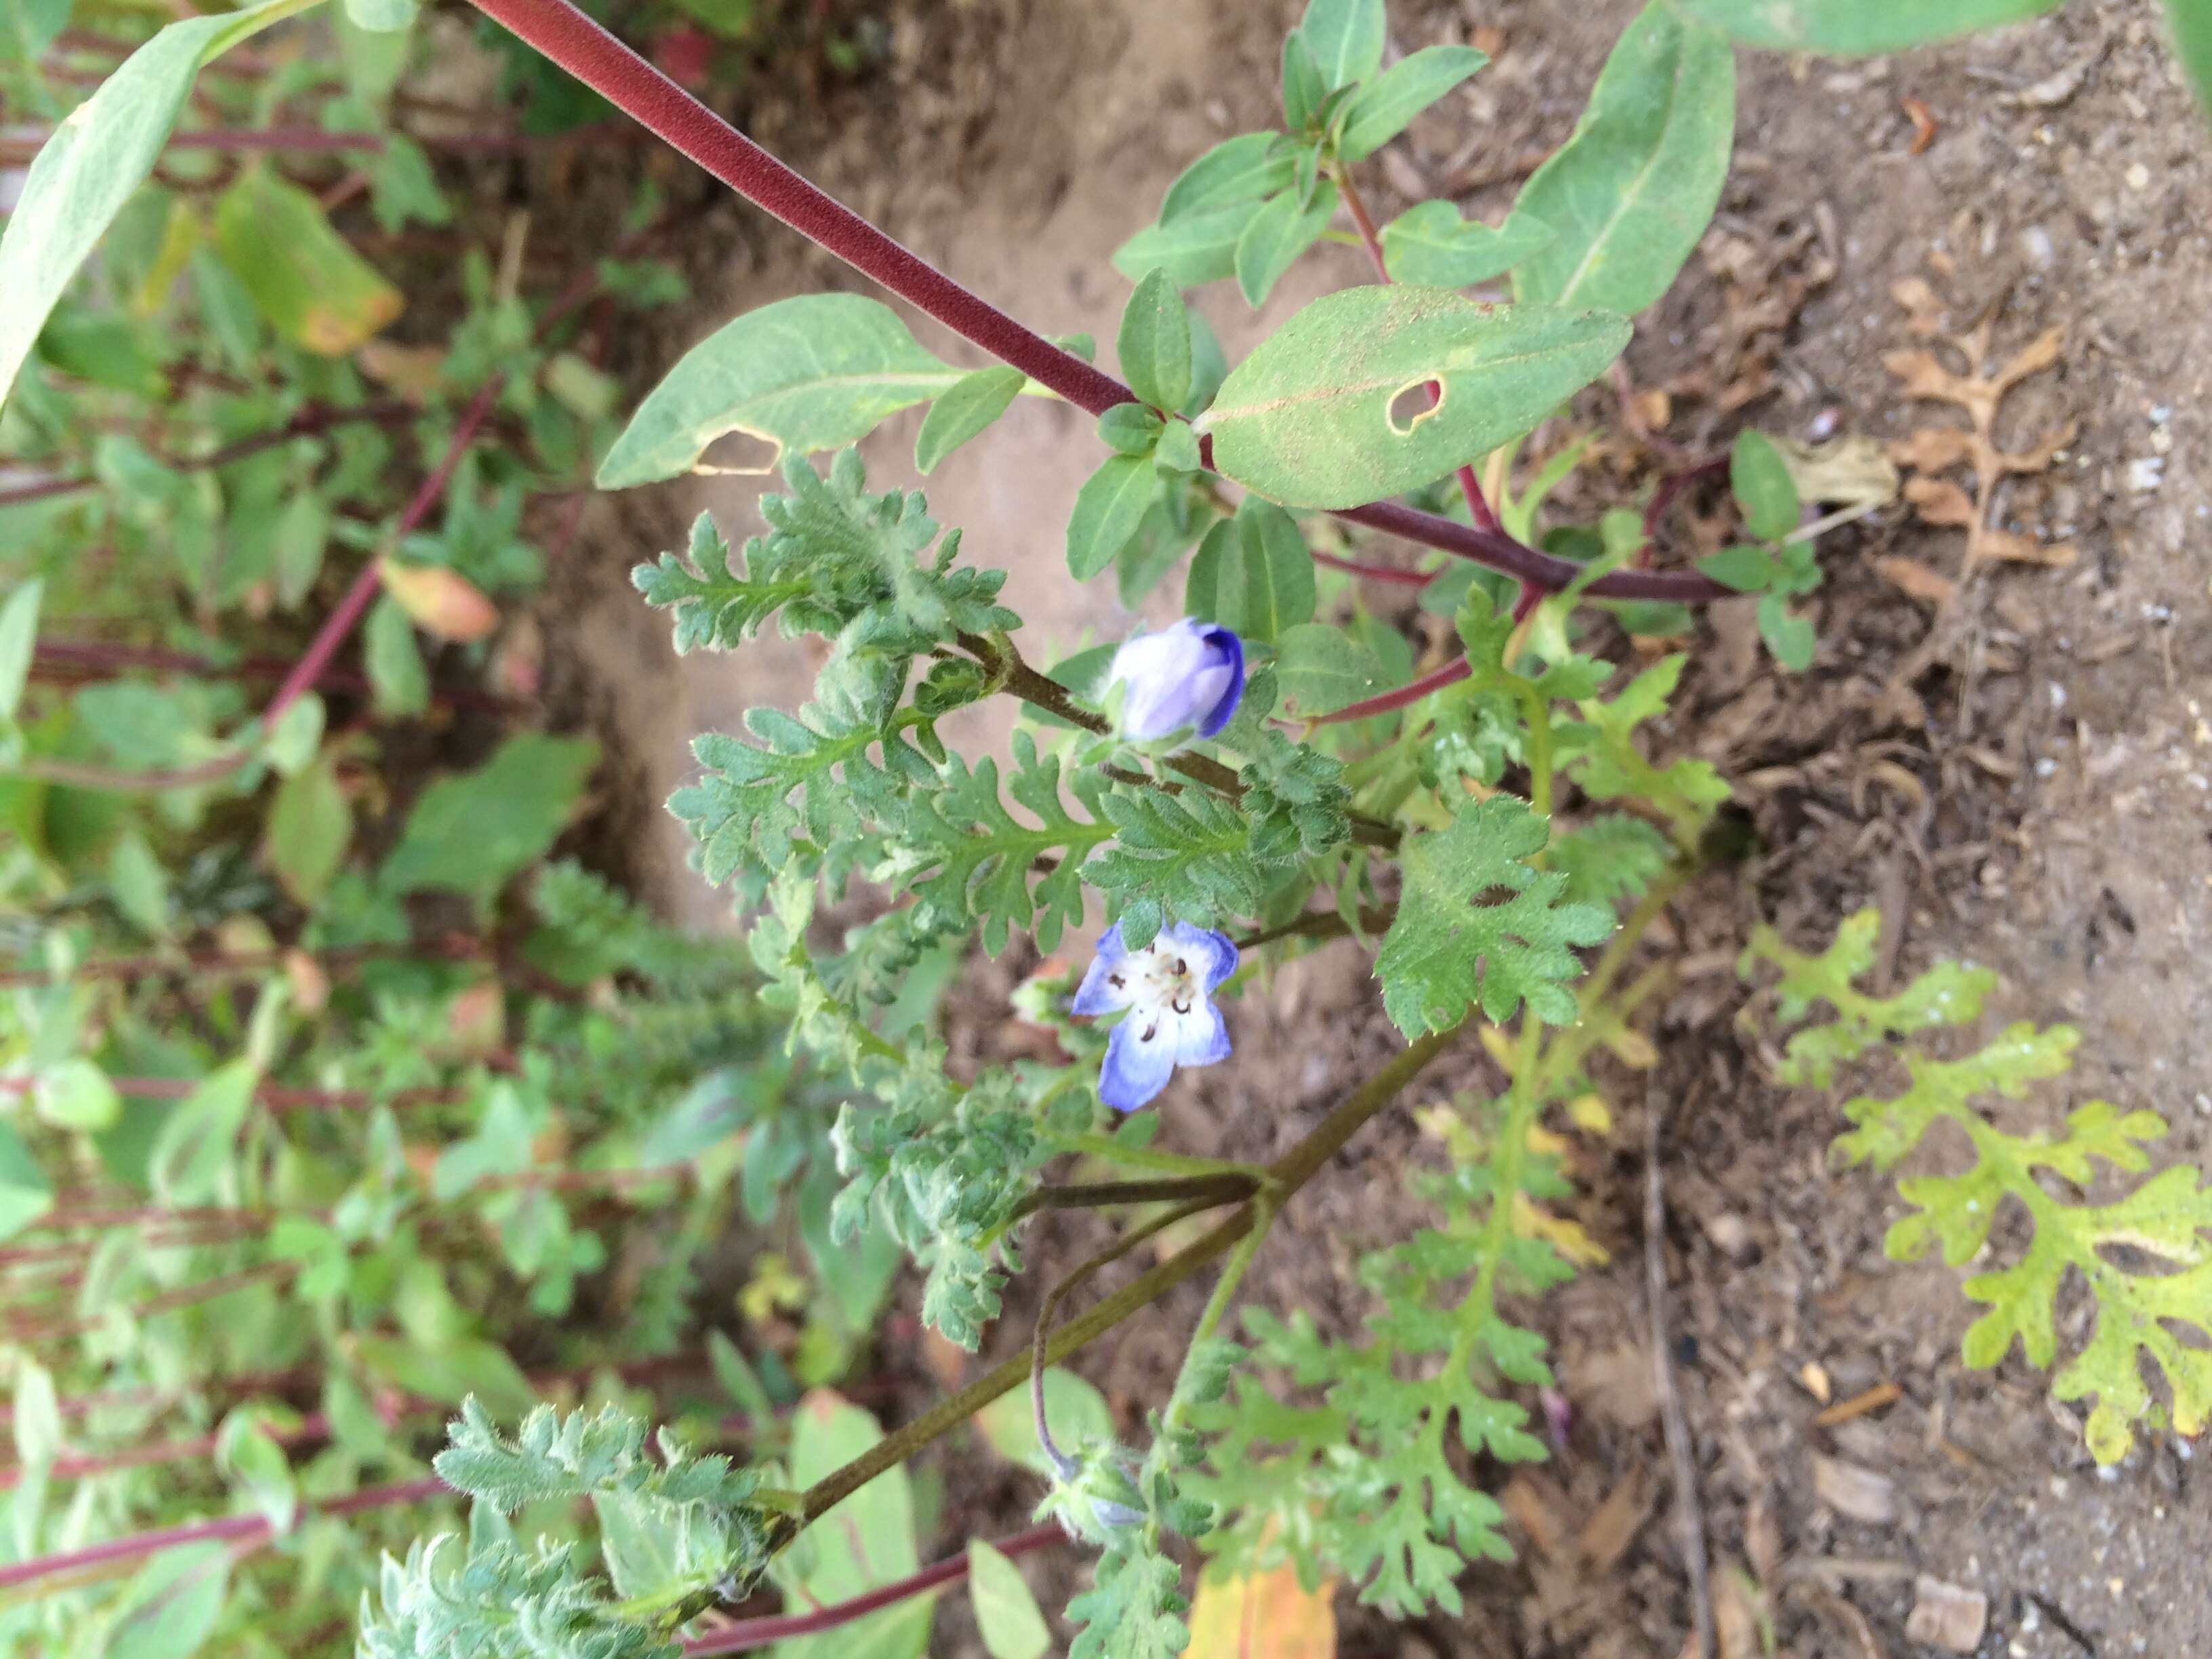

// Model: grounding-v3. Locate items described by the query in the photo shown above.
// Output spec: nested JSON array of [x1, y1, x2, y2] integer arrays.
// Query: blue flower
[[1105, 619, 1246, 741], [1071, 921, 1239, 1111]]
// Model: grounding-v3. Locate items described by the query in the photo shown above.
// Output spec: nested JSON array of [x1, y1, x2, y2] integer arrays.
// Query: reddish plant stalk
[[0, 1412, 331, 1495], [0, 1474, 447, 1591], [1639, 453, 1729, 567], [682, 1521, 1067, 1654], [0, 931, 481, 989], [1311, 547, 1434, 588], [0, 399, 415, 511], [457, 0, 1721, 605], [1310, 655, 1473, 726], [9, 1261, 297, 1345]]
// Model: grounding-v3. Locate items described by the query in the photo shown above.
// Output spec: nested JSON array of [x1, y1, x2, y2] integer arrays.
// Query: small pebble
[[2125, 161, 2152, 190]]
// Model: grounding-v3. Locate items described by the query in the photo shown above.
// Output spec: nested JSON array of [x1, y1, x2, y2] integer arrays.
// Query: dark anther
[[1141, 1021, 1158, 1042], [1172, 994, 1191, 1015], [1172, 957, 1187, 975], [1109, 974, 1125, 989]]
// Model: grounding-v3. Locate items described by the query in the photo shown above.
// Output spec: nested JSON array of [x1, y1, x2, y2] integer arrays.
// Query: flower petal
[[1168, 1001, 1230, 1069], [1176, 925, 1240, 991], [1071, 926, 1136, 1017], [1193, 626, 1246, 737], [1097, 1017, 1177, 1111]]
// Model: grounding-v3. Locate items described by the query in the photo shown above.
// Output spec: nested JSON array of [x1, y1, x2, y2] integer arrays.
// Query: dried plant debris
[[1881, 279, 2078, 603], [1671, 218, 1840, 413]]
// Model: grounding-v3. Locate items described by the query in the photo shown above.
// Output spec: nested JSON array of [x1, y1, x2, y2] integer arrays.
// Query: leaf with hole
[[1379, 201, 1553, 288], [1673, 0, 2062, 53], [1508, 1, 1736, 319], [597, 294, 964, 488], [1337, 45, 1488, 162], [1197, 285, 1629, 509], [1185, 499, 1315, 643], [0, 0, 316, 410]]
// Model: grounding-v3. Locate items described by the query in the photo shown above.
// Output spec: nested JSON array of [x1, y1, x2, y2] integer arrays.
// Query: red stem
[[0, 400, 415, 510], [457, 0, 1721, 606], [0, 932, 481, 989], [1639, 453, 1728, 568], [1309, 655, 1472, 726], [9, 1262, 297, 1345], [1311, 548, 1433, 588], [0, 1413, 330, 1495], [682, 1522, 1067, 1654], [0, 1475, 447, 1591]]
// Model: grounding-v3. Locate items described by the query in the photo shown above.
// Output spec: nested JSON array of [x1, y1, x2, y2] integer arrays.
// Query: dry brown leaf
[[1873, 556, 1959, 606], [1577, 1471, 1655, 1574], [1902, 476, 1976, 527], [1811, 1454, 1898, 1524], [1715, 1564, 1763, 1659], [1979, 530, 2078, 567], [1904, 1576, 1988, 1653], [356, 340, 446, 402], [1502, 1471, 1576, 1559], [1788, 1584, 1886, 1659], [1890, 276, 1944, 336], [1745, 1490, 1784, 1587], [1880, 349, 1967, 404], [1186, 1561, 1338, 1659], [1888, 427, 1973, 472]]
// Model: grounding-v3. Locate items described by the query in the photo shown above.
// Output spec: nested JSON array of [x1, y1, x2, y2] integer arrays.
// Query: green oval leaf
[[1067, 453, 1161, 580], [1114, 199, 1267, 289], [0, 1121, 54, 1244], [1694, 544, 1776, 593], [1272, 621, 1391, 718], [1159, 131, 1297, 223], [968, 1540, 1050, 1659], [1185, 500, 1315, 644], [0, 577, 43, 726], [914, 365, 1025, 474], [0, 0, 314, 411], [1233, 180, 1338, 308], [1675, 0, 2061, 53], [1118, 267, 1193, 413], [34, 1059, 122, 1132], [596, 294, 958, 489], [1380, 201, 1553, 287], [1337, 44, 1488, 162], [1508, 1, 1736, 318], [1299, 0, 1385, 90], [211, 169, 401, 355], [974, 1367, 1115, 1474], [1730, 430, 1800, 543], [1198, 285, 1630, 510]]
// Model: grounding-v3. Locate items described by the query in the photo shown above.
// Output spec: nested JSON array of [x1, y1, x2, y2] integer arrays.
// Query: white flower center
[[1109, 943, 1203, 1028]]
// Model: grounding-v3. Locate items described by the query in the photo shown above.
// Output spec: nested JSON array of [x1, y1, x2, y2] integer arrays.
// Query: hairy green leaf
[[1069, 453, 1164, 579], [1113, 201, 1267, 289], [1298, 0, 1385, 90], [1271, 621, 1391, 718], [1233, 180, 1338, 308], [1730, 429, 1799, 541], [1373, 796, 1612, 1037], [1508, 1, 1736, 317], [1198, 285, 1629, 508]]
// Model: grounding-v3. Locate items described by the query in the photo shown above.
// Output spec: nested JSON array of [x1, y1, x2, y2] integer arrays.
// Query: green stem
[[1515, 681, 1555, 825], [1045, 1133, 1268, 1185], [1008, 1174, 1256, 1226]]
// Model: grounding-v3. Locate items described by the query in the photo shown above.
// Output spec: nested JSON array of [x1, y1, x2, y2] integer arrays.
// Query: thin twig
[[1645, 1079, 1714, 1659], [1009, 1174, 1256, 1227]]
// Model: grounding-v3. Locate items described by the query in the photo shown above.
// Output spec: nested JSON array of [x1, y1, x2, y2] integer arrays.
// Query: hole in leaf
[[694, 428, 782, 477], [1387, 379, 1441, 437]]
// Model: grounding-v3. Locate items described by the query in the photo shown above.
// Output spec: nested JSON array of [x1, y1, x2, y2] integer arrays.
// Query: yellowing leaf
[[379, 558, 499, 642], [1566, 1092, 1614, 1135], [211, 169, 402, 356], [133, 197, 204, 316], [1186, 1561, 1337, 1659], [1513, 1192, 1610, 1268]]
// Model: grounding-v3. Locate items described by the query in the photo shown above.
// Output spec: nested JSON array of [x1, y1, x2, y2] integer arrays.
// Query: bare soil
[[557, 1, 2212, 1652]]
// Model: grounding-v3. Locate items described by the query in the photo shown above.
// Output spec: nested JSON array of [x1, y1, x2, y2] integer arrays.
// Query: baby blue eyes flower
[[1105, 618, 1246, 741], [1071, 921, 1238, 1111]]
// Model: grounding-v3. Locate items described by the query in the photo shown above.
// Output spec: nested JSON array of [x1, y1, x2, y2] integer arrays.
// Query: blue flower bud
[[1105, 619, 1246, 741]]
